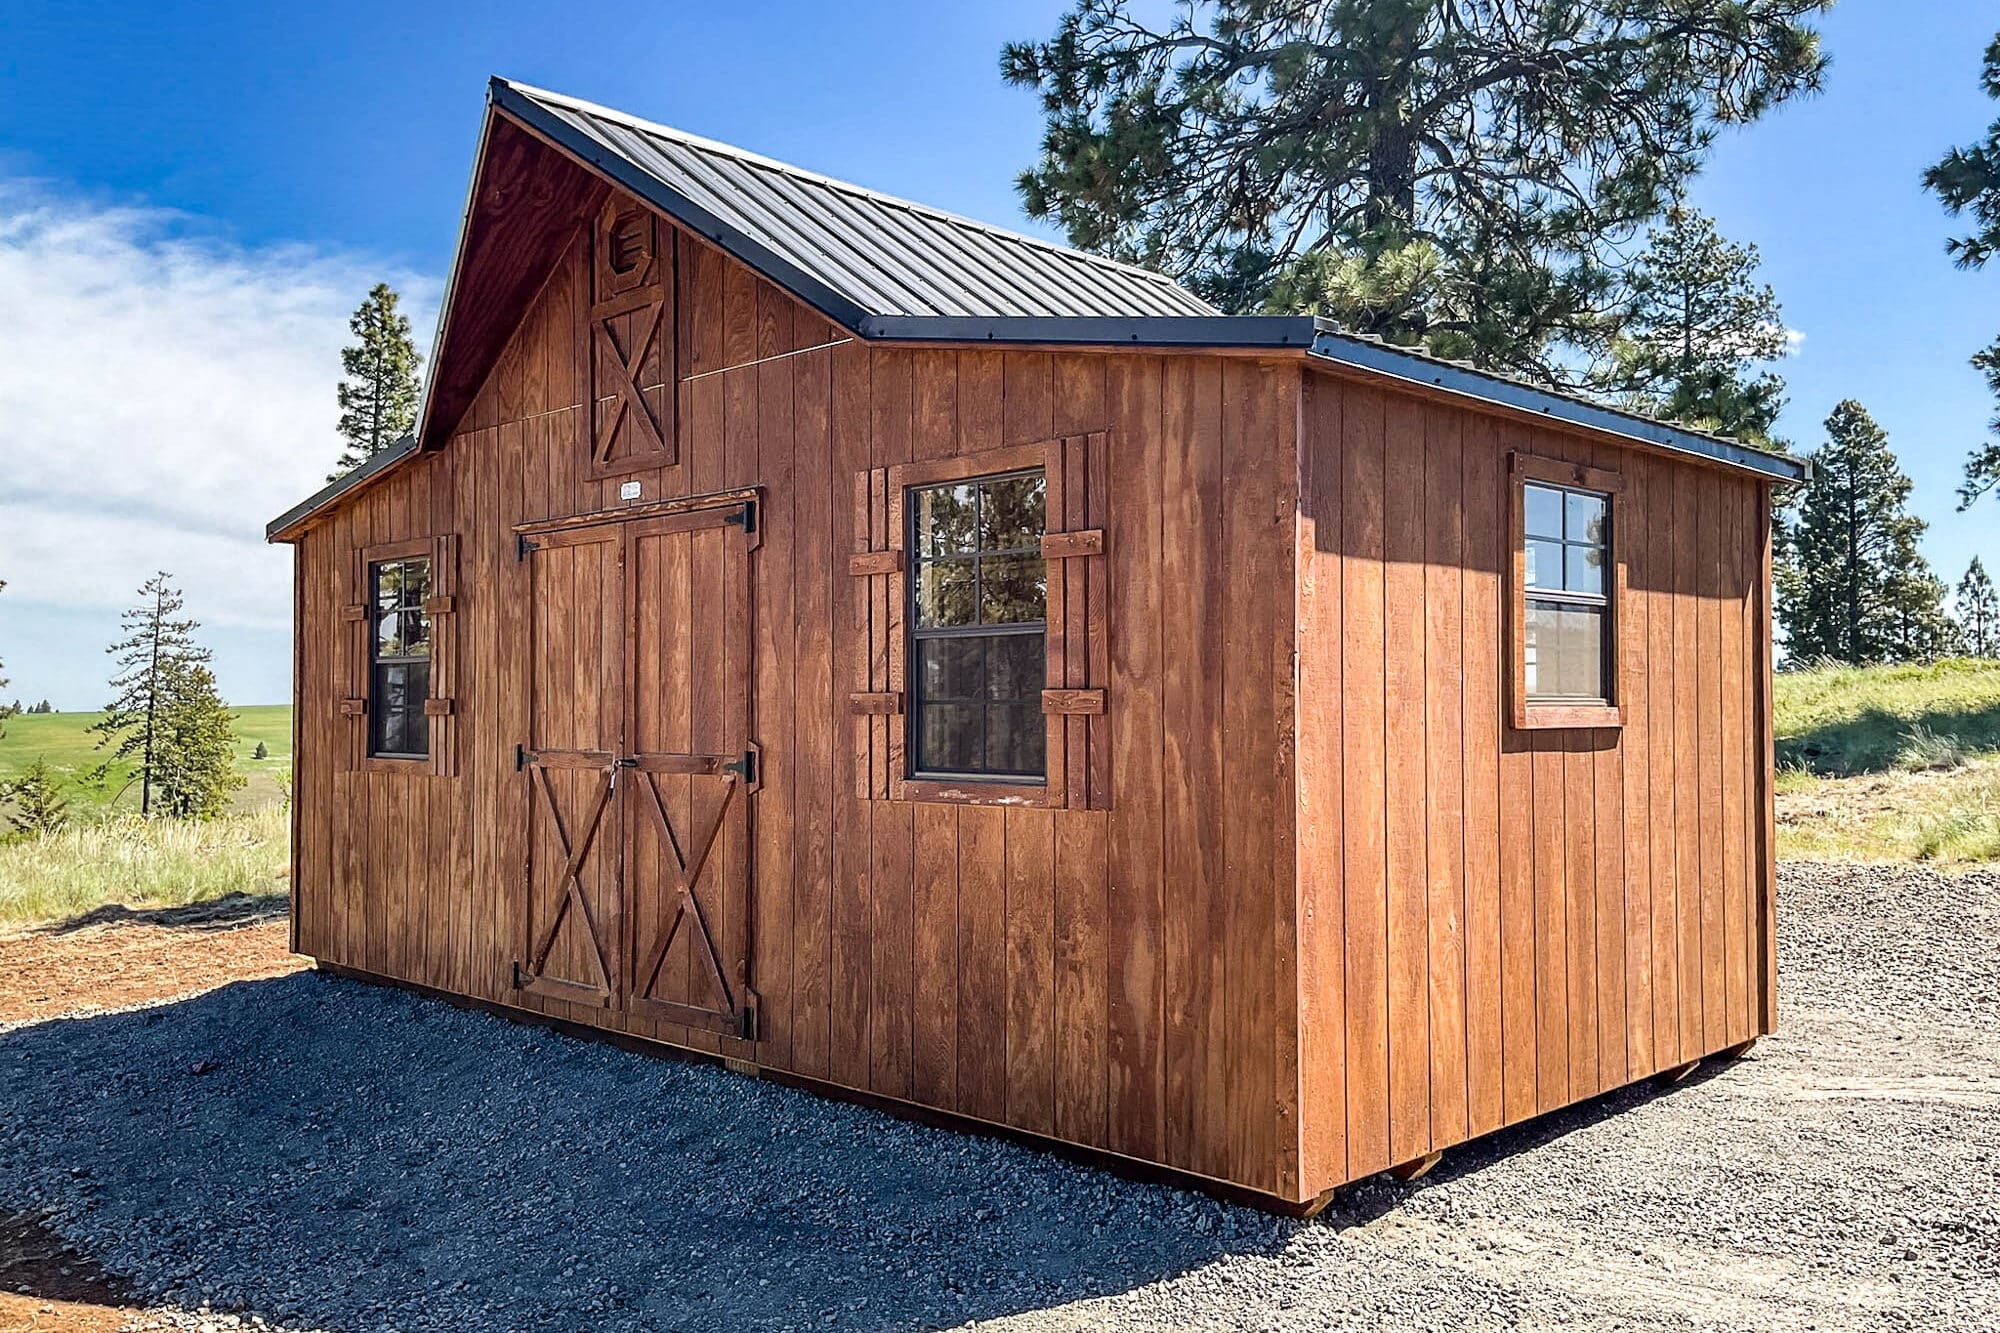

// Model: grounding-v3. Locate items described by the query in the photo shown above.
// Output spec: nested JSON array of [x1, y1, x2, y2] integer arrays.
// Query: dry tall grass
[[0, 806, 288, 929]]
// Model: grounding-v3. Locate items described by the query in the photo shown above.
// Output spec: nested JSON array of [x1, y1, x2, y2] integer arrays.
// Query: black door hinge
[[516, 533, 539, 561], [723, 749, 757, 785], [510, 960, 524, 989], [515, 744, 535, 771], [724, 501, 757, 535]]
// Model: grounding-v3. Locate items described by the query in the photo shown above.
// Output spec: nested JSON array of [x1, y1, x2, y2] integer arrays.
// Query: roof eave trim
[[858, 313, 1319, 347], [266, 435, 421, 542], [1306, 328, 1810, 485], [491, 80, 876, 338]]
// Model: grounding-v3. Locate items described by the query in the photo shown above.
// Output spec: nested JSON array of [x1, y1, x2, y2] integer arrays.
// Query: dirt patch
[[0, 894, 300, 1028]]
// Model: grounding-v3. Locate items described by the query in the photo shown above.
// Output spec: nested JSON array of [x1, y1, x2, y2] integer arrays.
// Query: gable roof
[[495, 79, 1215, 329], [268, 79, 1805, 541]]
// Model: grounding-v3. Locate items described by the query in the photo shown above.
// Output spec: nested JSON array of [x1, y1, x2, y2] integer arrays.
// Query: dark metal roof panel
[[501, 80, 1215, 323]]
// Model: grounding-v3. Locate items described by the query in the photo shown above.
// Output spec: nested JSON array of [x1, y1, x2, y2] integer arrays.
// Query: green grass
[[1774, 657, 2000, 775], [0, 705, 292, 817], [0, 804, 289, 929], [1774, 657, 2000, 867]]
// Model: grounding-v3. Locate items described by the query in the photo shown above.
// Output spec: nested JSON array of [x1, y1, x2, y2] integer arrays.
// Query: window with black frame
[[908, 470, 1047, 781], [371, 557, 432, 758], [1522, 481, 1611, 703]]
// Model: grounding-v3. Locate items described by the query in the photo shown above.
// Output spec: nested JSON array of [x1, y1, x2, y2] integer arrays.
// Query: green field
[[0, 705, 293, 817], [1774, 657, 2000, 865]]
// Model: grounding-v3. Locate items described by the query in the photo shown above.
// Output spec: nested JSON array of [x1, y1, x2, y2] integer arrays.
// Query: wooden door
[[518, 524, 626, 1006], [623, 505, 759, 1038]]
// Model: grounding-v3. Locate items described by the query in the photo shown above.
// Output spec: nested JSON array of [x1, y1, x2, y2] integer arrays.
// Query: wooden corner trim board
[[1505, 448, 1626, 732]]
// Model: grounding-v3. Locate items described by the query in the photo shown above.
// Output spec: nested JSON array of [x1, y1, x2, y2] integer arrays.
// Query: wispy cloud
[[0, 180, 437, 665]]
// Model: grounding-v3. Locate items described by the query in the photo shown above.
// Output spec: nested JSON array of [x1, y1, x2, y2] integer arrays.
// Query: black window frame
[[1521, 479, 1612, 705], [369, 555, 433, 760], [906, 467, 1048, 784]]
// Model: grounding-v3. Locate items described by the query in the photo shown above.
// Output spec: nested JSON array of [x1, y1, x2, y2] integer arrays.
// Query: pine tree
[[329, 283, 423, 480], [91, 574, 211, 816], [1004, 1, 1829, 387], [253, 740, 269, 760], [1956, 557, 2000, 656], [1778, 402, 1947, 665], [1603, 207, 1790, 447], [148, 661, 242, 820], [1923, 32, 2000, 508], [3, 757, 70, 837]]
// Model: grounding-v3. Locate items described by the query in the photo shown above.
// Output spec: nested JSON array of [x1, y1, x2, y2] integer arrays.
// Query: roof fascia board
[[1306, 327, 1809, 484], [858, 314, 1321, 348], [412, 87, 502, 450], [266, 436, 421, 542], [490, 80, 876, 336]]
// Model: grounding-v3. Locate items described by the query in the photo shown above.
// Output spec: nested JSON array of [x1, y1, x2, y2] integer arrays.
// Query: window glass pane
[[915, 484, 977, 557], [402, 607, 431, 657], [918, 637, 984, 702], [1525, 600, 1604, 700], [405, 661, 430, 754], [918, 703, 983, 772], [1565, 543, 1606, 596], [1525, 539, 1563, 592], [1524, 484, 1564, 540], [377, 610, 405, 658], [979, 554, 1046, 624], [985, 702, 1044, 775], [915, 559, 976, 627], [979, 474, 1046, 552], [1565, 491, 1607, 546], [986, 632, 1044, 701], [374, 562, 404, 612]]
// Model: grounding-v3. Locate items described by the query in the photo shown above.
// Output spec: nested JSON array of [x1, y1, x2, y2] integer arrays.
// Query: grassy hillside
[[1774, 658, 2000, 865], [0, 705, 292, 817]]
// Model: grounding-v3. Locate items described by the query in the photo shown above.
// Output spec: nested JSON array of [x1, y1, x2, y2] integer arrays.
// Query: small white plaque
[[619, 480, 643, 502]]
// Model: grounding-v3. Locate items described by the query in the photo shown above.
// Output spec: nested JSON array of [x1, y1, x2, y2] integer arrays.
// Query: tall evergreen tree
[[91, 574, 211, 816], [1603, 207, 1790, 447], [1956, 557, 2000, 656], [1922, 31, 2000, 508], [148, 661, 242, 820], [1778, 401, 1947, 665], [330, 283, 423, 480], [1004, 0, 1829, 387], [3, 758, 70, 837]]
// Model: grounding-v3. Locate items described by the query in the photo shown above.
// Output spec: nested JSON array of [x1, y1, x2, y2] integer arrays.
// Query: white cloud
[[0, 180, 438, 669]]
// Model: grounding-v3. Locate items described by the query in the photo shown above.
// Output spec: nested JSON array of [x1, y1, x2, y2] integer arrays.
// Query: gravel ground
[[1, 863, 1994, 1332]]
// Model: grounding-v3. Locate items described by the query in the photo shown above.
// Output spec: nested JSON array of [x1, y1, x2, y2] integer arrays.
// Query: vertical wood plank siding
[[1292, 367, 1775, 1197], [291, 209, 1301, 1196], [289, 194, 1775, 1205]]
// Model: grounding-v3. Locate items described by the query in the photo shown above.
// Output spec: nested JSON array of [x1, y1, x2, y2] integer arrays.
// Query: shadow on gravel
[[0, 972, 1296, 1331], [33, 890, 290, 937]]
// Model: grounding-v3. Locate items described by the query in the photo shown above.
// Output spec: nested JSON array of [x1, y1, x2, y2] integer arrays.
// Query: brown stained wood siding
[[1292, 366, 1775, 1197], [288, 185, 1775, 1205], [290, 209, 1301, 1197]]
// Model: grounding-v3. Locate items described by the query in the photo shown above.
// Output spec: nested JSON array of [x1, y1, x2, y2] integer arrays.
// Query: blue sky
[[0, 1, 1995, 707]]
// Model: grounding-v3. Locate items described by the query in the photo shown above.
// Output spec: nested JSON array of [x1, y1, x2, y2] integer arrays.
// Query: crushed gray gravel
[[2, 862, 1995, 1332]]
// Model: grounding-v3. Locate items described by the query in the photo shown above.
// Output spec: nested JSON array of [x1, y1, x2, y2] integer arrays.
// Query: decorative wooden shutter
[[582, 196, 676, 478], [425, 533, 460, 777], [849, 467, 901, 800], [339, 550, 370, 771], [1042, 431, 1110, 810]]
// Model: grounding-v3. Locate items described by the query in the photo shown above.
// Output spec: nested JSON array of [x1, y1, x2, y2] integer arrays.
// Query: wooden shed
[[268, 79, 1808, 1211]]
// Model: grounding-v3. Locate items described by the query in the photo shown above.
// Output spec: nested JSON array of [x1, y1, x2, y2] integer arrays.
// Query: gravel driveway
[[2, 863, 1995, 1332]]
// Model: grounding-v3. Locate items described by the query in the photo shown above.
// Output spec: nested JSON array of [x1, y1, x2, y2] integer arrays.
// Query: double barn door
[[514, 499, 759, 1039]]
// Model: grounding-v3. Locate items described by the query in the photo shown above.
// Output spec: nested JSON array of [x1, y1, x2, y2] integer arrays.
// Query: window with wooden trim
[[370, 556, 432, 759], [1510, 453, 1622, 729], [343, 533, 459, 775], [907, 470, 1047, 781], [850, 432, 1108, 808]]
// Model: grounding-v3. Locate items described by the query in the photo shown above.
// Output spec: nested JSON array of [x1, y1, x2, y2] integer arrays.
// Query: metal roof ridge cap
[[494, 77, 1213, 298]]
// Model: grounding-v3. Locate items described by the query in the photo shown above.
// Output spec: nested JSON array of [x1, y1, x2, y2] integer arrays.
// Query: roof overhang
[[267, 435, 419, 542]]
